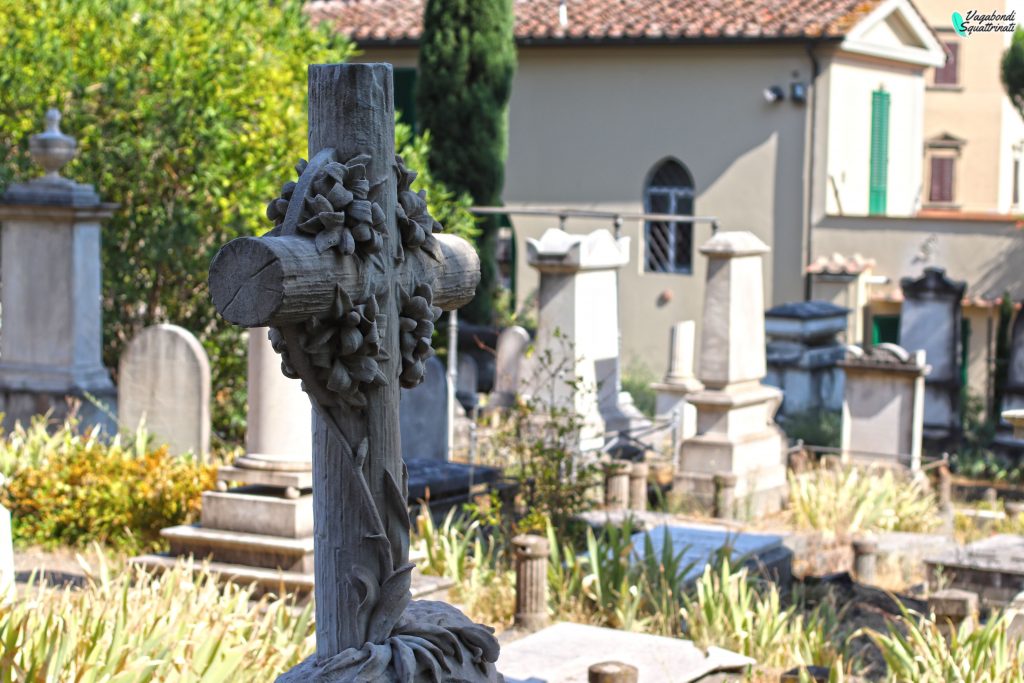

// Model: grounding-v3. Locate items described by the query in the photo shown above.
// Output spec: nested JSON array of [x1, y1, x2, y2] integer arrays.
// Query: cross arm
[[209, 233, 480, 328]]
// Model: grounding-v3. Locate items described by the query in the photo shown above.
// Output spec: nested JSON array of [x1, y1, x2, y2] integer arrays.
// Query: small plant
[[788, 464, 939, 537], [0, 417, 216, 553], [492, 330, 600, 537], [620, 363, 657, 419], [683, 559, 844, 670], [860, 603, 1024, 682], [781, 409, 842, 448], [414, 504, 481, 583], [0, 554, 314, 681]]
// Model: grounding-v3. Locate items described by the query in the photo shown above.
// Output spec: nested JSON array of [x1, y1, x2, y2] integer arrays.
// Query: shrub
[[0, 418, 216, 553], [0, 0, 352, 445], [620, 364, 657, 419], [788, 464, 939, 538], [0, 556, 314, 680]]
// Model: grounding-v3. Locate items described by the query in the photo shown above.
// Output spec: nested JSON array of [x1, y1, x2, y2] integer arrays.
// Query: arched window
[[643, 159, 694, 274]]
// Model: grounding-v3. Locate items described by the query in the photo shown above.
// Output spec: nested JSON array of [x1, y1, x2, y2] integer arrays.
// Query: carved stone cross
[[210, 64, 500, 682]]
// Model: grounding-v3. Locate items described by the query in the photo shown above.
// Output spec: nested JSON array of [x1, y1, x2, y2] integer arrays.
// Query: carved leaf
[[368, 563, 413, 643]]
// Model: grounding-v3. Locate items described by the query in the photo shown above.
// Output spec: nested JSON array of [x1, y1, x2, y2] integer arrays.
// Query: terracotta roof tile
[[306, 0, 888, 45]]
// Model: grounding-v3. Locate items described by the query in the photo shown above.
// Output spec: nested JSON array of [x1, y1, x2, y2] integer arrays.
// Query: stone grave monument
[[490, 325, 531, 408], [899, 267, 966, 451], [118, 324, 211, 458], [764, 301, 848, 422], [675, 232, 787, 518], [133, 327, 317, 595], [208, 63, 499, 680], [526, 227, 649, 450], [400, 356, 500, 507], [0, 110, 117, 432], [839, 344, 929, 470], [650, 321, 703, 445], [806, 252, 876, 345]]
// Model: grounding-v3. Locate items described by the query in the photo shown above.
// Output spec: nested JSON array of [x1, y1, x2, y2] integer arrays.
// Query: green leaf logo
[[952, 11, 967, 36]]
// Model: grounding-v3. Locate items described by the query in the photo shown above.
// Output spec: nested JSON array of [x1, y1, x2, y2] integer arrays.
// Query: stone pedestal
[[675, 232, 787, 518], [136, 328, 316, 594], [526, 228, 648, 450], [764, 301, 848, 422], [839, 345, 929, 470], [0, 110, 116, 432]]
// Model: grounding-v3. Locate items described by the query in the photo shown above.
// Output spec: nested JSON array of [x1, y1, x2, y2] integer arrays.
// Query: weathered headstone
[[839, 344, 928, 470], [400, 355, 449, 463], [764, 301, 848, 421], [491, 325, 530, 408], [118, 324, 210, 458], [456, 353, 479, 411], [526, 227, 648, 450], [208, 63, 499, 680], [0, 110, 117, 432], [675, 232, 787, 517], [899, 267, 966, 450], [806, 253, 876, 345], [650, 321, 702, 445]]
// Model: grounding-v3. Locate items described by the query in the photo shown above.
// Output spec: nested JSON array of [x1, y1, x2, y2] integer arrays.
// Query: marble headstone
[[118, 324, 210, 458], [492, 325, 531, 408]]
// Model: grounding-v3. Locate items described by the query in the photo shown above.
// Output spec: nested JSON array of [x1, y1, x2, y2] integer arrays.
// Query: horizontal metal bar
[[470, 205, 718, 224]]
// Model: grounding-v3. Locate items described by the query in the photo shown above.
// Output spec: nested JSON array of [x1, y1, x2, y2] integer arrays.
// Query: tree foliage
[[0, 0, 351, 443], [416, 0, 516, 323], [1002, 28, 1024, 118]]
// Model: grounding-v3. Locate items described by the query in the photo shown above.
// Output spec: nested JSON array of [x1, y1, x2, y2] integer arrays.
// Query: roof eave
[[350, 34, 848, 49]]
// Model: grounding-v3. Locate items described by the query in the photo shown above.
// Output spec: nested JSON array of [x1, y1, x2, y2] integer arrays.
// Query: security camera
[[763, 85, 785, 103]]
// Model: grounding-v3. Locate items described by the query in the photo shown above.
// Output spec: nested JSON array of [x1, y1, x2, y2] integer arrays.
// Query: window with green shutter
[[869, 89, 890, 215]]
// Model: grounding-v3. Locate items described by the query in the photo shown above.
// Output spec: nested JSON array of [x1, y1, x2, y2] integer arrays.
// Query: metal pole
[[447, 309, 458, 461]]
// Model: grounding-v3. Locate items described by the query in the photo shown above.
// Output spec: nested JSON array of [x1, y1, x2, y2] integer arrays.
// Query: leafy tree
[[1002, 28, 1024, 117], [417, 0, 516, 324]]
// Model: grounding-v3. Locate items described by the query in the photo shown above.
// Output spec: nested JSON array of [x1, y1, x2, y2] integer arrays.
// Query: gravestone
[[806, 253, 876, 345], [764, 300, 848, 421], [899, 267, 966, 451], [526, 227, 649, 450], [839, 344, 929, 470], [400, 355, 449, 462], [491, 325, 531, 408], [208, 63, 499, 680], [0, 110, 117, 432], [675, 232, 787, 518], [650, 321, 702, 446], [456, 353, 479, 412], [135, 327, 318, 597], [118, 324, 210, 458], [926, 534, 1024, 608]]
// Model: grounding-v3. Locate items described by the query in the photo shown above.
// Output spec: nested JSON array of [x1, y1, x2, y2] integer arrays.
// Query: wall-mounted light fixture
[[763, 85, 785, 103], [790, 82, 808, 103]]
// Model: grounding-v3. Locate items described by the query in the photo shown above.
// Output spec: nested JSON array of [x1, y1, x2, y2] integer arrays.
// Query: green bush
[[0, 558, 314, 680], [0, 418, 216, 553], [782, 409, 842, 448], [620, 364, 657, 419], [0, 0, 352, 445]]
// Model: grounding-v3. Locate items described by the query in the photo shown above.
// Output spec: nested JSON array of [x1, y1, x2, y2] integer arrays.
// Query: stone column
[[513, 534, 549, 632], [852, 537, 878, 583], [588, 662, 638, 683], [604, 461, 631, 511], [650, 321, 702, 445], [216, 328, 313, 496], [675, 232, 787, 517], [526, 228, 646, 450], [628, 461, 648, 512], [0, 110, 117, 432]]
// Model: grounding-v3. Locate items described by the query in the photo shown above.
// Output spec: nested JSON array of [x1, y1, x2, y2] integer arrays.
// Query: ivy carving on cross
[[209, 64, 500, 682]]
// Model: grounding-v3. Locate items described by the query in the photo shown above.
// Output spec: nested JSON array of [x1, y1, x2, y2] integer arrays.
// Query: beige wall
[[824, 55, 926, 216], [916, 0, 1024, 212], [504, 45, 812, 377]]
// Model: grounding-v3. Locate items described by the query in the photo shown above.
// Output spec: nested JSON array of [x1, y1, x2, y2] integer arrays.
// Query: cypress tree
[[417, 0, 516, 324]]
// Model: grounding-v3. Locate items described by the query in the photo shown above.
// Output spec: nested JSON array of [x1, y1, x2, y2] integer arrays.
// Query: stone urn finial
[[29, 109, 77, 181]]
